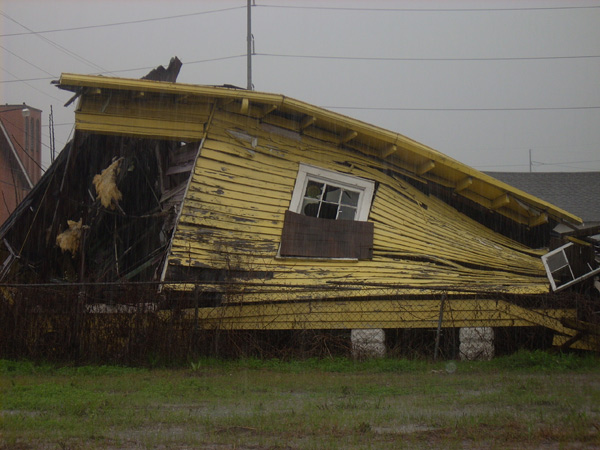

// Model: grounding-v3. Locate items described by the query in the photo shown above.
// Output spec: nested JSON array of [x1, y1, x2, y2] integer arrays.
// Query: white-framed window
[[289, 164, 375, 221]]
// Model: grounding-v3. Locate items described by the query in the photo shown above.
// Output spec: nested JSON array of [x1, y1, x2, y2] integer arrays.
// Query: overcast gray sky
[[2, 0, 599, 173]]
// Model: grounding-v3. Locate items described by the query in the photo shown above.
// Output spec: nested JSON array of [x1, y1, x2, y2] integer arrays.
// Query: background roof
[[485, 172, 600, 224]]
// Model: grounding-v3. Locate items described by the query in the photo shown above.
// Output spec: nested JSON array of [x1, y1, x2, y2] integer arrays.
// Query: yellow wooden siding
[[167, 109, 550, 300]]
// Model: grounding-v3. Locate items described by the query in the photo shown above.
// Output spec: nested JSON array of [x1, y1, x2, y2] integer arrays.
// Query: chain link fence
[[0, 281, 595, 365]]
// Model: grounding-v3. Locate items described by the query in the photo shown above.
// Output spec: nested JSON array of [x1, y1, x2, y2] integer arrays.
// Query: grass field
[[1, 351, 600, 449]]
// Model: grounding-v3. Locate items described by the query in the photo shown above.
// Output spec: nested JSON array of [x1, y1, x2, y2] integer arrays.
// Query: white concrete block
[[351, 328, 386, 359]]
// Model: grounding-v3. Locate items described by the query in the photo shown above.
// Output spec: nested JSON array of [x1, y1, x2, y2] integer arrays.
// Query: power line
[[0, 66, 66, 103], [0, 10, 109, 74], [256, 52, 600, 62], [257, 4, 600, 12], [0, 6, 246, 37], [101, 55, 247, 76], [1, 2, 595, 39], [0, 45, 57, 77], [536, 159, 600, 166], [323, 105, 600, 111], [0, 54, 247, 83], [0, 76, 56, 84]]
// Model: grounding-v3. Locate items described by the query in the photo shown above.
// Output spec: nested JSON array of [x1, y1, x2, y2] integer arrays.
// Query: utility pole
[[247, 0, 253, 90], [529, 149, 532, 173]]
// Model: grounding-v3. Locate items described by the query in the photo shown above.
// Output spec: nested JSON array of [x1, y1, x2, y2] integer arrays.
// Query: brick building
[[0, 104, 42, 225]]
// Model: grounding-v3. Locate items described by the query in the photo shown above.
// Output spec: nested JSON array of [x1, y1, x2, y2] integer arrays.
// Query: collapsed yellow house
[[1, 63, 597, 356]]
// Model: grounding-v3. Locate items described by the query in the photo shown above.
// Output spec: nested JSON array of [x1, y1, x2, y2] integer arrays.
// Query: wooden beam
[[553, 334, 600, 351], [417, 160, 435, 176], [339, 130, 358, 144], [155, 300, 576, 331], [300, 115, 316, 130], [560, 225, 600, 238], [454, 176, 473, 193], [529, 213, 548, 228], [491, 194, 510, 210], [382, 144, 397, 158], [566, 236, 592, 247]]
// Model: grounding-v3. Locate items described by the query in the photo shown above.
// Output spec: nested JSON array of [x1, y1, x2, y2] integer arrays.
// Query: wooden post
[[434, 293, 446, 361]]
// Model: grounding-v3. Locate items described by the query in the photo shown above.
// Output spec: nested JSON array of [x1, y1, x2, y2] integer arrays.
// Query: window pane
[[341, 189, 360, 207], [304, 181, 323, 199], [318, 202, 338, 219], [338, 206, 357, 220], [323, 185, 341, 203], [302, 199, 320, 217]]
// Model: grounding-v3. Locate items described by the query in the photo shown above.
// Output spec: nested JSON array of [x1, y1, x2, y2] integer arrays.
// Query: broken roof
[[56, 73, 581, 227]]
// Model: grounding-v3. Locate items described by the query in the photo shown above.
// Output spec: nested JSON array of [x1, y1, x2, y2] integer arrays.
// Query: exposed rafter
[[454, 177, 473, 193], [491, 194, 510, 210], [260, 104, 277, 118], [300, 115, 316, 131], [529, 213, 548, 228], [339, 130, 358, 145], [382, 144, 397, 158], [417, 160, 435, 176], [240, 98, 250, 114]]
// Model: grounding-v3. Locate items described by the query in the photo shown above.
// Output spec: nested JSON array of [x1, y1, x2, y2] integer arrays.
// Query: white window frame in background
[[288, 163, 375, 221]]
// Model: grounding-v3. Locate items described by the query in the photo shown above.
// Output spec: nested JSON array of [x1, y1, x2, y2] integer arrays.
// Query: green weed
[[2, 352, 600, 449]]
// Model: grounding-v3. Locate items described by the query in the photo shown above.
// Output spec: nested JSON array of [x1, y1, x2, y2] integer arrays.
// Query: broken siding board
[[373, 232, 543, 275], [197, 147, 297, 181], [371, 217, 541, 274], [179, 205, 284, 227], [182, 193, 286, 216], [171, 220, 545, 286], [190, 169, 293, 199], [371, 188, 545, 270], [206, 121, 381, 176], [177, 201, 283, 223], [167, 249, 545, 290], [181, 192, 290, 217], [178, 216, 283, 236], [185, 182, 290, 211], [195, 163, 294, 193], [171, 249, 545, 292]]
